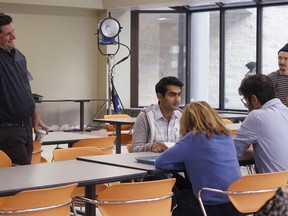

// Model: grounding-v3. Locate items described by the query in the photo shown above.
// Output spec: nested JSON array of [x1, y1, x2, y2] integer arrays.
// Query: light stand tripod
[[97, 13, 130, 115], [107, 54, 114, 114], [82, 13, 131, 133], [98, 37, 120, 114]]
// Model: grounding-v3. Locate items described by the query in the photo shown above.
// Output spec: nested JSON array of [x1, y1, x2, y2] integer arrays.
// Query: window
[[224, 8, 256, 109], [262, 6, 288, 75], [131, 12, 186, 107], [131, 1, 288, 111], [189, 11, 220, 108]]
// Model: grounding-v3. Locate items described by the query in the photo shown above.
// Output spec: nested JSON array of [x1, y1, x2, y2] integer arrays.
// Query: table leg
[[80, 102, 84, 131], [85, 185, 96, 216], [115, 124, 121, 154]]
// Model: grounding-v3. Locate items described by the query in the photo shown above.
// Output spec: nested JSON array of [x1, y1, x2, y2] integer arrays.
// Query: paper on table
[[165, 142, 175, 148]]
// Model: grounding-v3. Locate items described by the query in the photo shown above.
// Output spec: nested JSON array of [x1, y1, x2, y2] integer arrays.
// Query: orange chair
[[0, 151, 13, 206], [53, 147, 108, 209], [222, 118, 233, 124], [0, 183, 77, 216], [75, 178, 176, 216], [53, 147, 105, 162], [222, 118, 237, 137], [104, 114, 133, 144], [198, 171, 288, 215], [31, 141, 48, 164], [126, 143, 132, 153], [0, 150, 12, 168], [72, 136, 116, 154]]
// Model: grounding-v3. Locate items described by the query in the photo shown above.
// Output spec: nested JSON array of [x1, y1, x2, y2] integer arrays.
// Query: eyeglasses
[[241, 98, 248, 107]]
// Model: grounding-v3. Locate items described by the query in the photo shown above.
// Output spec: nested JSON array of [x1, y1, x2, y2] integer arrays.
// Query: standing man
[[245, 61, 256, 77], [234, 74, 288, 173], [0, 12, 48, 165], [268, 43, 288, 106], [131, 76, 183, 153]]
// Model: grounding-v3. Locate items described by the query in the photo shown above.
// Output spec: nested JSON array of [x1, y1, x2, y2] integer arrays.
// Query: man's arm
[[239, 145, 254, 161], [233, 113, 257, 160], [33, 110, 49, 134], [131, 112, 153, 152]]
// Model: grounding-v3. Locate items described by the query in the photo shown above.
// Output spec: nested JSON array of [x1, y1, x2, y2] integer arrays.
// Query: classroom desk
[[37, 98, 108, 131], [0, 160, 147, 216], [93, 117, 137, 154], [219, 113, 247, 121], [78, 151, 255, 176], [225, 123, 241, 130], [42, 131, 102, 147], [77, 152, 167, 175]]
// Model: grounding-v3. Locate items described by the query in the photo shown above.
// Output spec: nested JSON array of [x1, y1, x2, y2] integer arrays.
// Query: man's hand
[[33, 110, 49, 134], [151, 141, 168, 153], [241, 145, 254, 161]]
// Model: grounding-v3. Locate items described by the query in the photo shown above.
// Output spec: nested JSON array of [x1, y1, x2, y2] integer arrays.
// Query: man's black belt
[[0, 118, 31, 127]]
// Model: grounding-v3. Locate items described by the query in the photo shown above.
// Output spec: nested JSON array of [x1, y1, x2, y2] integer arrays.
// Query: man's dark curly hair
[[0, 13, 13, 33], [238, 74, 275, 105], [155, 76, 183, 96]]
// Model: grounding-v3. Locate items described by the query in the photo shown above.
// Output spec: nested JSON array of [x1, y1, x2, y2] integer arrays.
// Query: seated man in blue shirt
[[234, 74, 288, 173]]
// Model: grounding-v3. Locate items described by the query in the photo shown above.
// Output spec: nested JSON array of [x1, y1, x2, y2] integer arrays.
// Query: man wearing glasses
[[234, 74, 288, 173]]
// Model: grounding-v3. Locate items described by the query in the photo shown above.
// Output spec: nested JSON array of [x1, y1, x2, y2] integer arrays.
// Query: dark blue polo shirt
[[0, 48, 35, 123]]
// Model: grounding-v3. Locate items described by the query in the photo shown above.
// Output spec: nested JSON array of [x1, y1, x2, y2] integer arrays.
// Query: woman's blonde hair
[[180, 101, 231, 139]]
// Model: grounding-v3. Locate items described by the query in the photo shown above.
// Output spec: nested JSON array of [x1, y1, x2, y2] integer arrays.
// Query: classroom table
[[225, 122, 241, 130], [37, 98, 108, 131], [0, 160, 147, 216], [42, 131, 102, 147], [78, 150, 254, 175], [77, 152, 168, 175], [93, 117, 137, 154], [219, 113, 247, 121]]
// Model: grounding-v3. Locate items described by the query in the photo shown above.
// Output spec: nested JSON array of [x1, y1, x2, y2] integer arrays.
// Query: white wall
[[0, 3, 108, 128], [0, 0, 103, 9]]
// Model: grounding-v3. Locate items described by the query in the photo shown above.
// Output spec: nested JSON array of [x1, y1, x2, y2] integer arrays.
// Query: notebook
[[165, 142, 175, 148], [135, 155, 158, 165]]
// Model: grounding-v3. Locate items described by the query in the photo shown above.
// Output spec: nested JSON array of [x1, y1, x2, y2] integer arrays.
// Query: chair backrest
[[228, 171, 288, 213], [126, 143, 132, 153], [0, 150, 12, 168], [221, 119, 237, 136], [31, 141, 48, 164], [222, 118, 233, 124], [53, 147, 105, 161], [72, 136, 116, 154], [230, 129, 237, 137], [97, 178, 176, 216], [0, 183, 77, 216], [104, 114, 133, 131]]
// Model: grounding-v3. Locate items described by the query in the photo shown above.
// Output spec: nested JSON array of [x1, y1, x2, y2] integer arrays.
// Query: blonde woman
[[155, 101, 242, 216]]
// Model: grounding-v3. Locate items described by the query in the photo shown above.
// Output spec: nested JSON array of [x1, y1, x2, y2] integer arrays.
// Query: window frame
[[130, 1, 288, 111], [130, 10, 189, 107]]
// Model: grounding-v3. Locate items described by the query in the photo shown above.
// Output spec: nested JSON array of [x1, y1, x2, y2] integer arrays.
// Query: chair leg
[[70, 202, 78, 216], [246, 165, 256, 174]]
